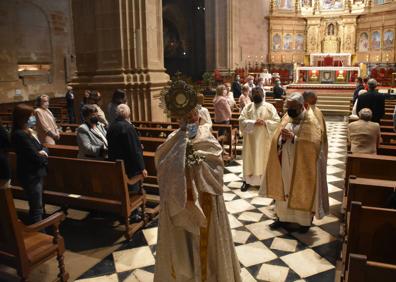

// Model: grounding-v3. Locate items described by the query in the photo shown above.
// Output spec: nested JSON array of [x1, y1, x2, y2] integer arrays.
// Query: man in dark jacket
[[356, 78, 385, 123], [231, 75, 242, 98], [273, 79, 285, 99], [65, 85, 76, 123], [107, 104, 146, 221], [352, 77, 365, 103]]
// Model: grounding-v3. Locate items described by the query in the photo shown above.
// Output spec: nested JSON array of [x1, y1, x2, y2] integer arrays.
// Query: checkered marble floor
[[76, 120, 347, 282]]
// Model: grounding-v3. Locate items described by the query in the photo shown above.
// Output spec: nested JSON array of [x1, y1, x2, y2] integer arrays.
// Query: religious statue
[[327, 23, 335, 36]]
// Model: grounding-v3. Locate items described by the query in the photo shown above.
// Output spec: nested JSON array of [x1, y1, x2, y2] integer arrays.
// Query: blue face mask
[[186, 123, 198, 139], [28, 116, 36, 128]]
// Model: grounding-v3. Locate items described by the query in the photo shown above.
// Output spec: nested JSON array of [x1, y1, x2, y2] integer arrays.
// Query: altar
[[295, 66, 360, 84], [294, 52, 360, 84]]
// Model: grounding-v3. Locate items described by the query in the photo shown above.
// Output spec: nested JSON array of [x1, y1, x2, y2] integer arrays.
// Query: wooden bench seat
[[343, 202, 396, 277], [378, 144, 396, 156], [380, 125, 395, 132], [381, 132, 396, 144], [133, 121, 238, 159], [9, 153, 146, 240], [345, 153, 396, 196], [346, 254, 396, 282], [346, 177, 396, 212]]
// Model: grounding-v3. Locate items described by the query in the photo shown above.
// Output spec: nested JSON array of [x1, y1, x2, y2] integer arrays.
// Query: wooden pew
[[59, 123, 80, 132], [346, 254, 396, 282], [58, 132, 77, 146], [378, 144, 396, 156], [345, 153, 396, 196], [381, 132, 396, 144], [346, 177, 396, 212], [133, 121, 238, 159], [58, 131, 165, 152], [9, 153, 146, 240], [45, 143, 160, 216], [380, 119, 394, 126], [343, 202, 396, 276], [380, 125, 395, 132]]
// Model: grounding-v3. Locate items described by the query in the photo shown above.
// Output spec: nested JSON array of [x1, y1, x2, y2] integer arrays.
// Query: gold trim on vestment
[[266, 112, 321, 211]]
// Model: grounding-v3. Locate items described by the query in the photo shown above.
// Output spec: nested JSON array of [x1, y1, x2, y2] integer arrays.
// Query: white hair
[[116, 104, 131, 120], [358, 89, 367, 96], [358, 108, 372, 121], [287, 92, 304, 105]]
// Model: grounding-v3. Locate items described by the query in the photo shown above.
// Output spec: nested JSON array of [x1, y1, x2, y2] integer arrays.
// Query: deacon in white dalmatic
[[260, 92, 329, 233], [154, 108, 241, 282], [239, 87, 280, 191]]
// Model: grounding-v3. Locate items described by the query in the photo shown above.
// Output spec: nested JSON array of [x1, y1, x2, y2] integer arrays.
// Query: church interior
[[1, 0, 396, 281]]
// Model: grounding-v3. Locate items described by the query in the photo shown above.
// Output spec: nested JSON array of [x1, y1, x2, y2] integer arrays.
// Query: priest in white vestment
[[239, 87, 280, 191], [260, 93, 324, 233], [154, 108, 241, 282], [303, 91, 330, 219]]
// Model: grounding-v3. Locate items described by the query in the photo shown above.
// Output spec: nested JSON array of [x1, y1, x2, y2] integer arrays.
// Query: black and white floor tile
[[76, 120, 347, 282]]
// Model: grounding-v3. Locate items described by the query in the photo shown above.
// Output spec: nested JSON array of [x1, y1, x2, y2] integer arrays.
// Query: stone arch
[[15, 0, 53, 64]]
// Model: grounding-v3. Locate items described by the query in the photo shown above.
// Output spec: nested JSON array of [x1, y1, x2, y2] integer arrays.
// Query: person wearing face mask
[[256, 77, 267, 101], [11, 104, 48, 224], [34, 95, 60, 145], [154, 107, 241, 282], [76, 105, 108, 160], [303, 91, 330, 220], [239, 87, 280, 192], [107, 104, 146, 223], [260, 93, 323, 234]]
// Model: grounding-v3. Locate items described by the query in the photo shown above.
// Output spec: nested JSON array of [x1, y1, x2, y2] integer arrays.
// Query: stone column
[[70, 0, 169, 122], [204, 0, 240, 73]]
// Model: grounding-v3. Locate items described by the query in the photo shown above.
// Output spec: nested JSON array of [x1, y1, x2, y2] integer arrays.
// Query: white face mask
[[186, 123, 198, 139]]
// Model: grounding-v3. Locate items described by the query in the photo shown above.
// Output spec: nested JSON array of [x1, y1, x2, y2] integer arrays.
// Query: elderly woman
[[77, 105, 108, 160], [213, 84, 232, 136], [348, 108, 381, 154], [224, 82, 236, 109], [12, 104, 48, 223], [243, 75, 255, 93], [34, 95, 60, 145], [87, 90, 109, 127], [238, 85, 252, 111]]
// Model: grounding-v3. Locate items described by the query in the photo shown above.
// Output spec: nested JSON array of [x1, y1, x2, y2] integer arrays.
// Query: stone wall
[[205, 0, 271, 72], [0, 0, 75, 103]]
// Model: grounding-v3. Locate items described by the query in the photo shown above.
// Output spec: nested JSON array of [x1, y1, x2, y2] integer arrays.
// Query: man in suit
[[231, 75, 242, 98], [356, 79, 385, 123], [348, 108, 381, 154], [107, 104, 146, 222], [65, 85, 76, 123]]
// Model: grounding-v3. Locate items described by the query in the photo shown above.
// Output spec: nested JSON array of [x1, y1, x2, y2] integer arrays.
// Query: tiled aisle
[[76, 120, 347, 282]]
